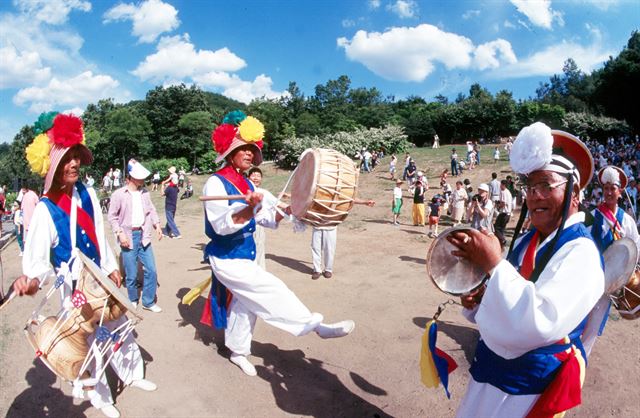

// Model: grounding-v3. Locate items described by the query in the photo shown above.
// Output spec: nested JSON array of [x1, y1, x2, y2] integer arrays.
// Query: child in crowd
[[392, 179, 403, 225], [428, 196, 442, 238], [389, 154, 397, 180], [493, 147, 500, 163]]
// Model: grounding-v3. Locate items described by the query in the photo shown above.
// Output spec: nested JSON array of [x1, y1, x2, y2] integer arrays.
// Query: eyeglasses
[[522, 180, 568, 197]]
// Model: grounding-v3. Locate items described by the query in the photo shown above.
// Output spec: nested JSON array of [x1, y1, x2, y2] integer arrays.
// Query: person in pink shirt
[[108, 159, 163, 313], [19, 184, 39, 242]]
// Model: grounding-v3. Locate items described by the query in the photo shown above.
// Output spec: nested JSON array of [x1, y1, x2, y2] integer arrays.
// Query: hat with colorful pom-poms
[[25, 112, 92, 193], [211, 110, 265, 165]]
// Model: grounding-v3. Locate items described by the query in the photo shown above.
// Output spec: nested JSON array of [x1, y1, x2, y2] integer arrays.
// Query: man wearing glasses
[[448, 122, 605, 417]]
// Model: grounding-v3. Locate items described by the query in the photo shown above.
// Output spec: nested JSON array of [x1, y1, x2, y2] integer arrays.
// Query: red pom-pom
[[255, 140, 264, 150], [212, 124, 236, 154], [35, 350, 43, 357], [48, 114, 84, 147]]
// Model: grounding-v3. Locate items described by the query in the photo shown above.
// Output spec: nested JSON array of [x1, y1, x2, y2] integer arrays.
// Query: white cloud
[[337, 24, 517, 82], [103, 0, 180, 44], [14, 0, 91, 25], [0, 44, 51, 88], [473, 39, 517, 70], [369, 0, 381, 9], [386, 1, 418, 19], [13, 71, 120, 113], [494, 40, 612, 79], [504, 20, 516, 29], [462, 10, 481, 20], [0, 13, 87, 75], [132, 34, 286, 103], [509, 0, 563, 29], [575, 0, 620, 11], [342, 19, 356, 28], [132, 34, 246, 81]]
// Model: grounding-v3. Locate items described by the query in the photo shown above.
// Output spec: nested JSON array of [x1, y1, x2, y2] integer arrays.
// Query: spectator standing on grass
[[406, 159, 417, 193], [162, 179, 181, 239], [402, 153, 411, 180], [428, 196, 442, 238], [102, 170, 112, 192], [468, 183, 494, 233], [392, 179, 403, 225], [451, 148, 459, 177], [12, 202, 23, 256], [389, 154, 397, 180], [493, 180, 513, 247], [493, 148, 500, 163], [451, 181, 468, 226], [412, 179, 426, 226], [19, 185, 39, 245], [489, 172, 501, 218], [108, 159, 163, 313], [152, 171, 160, 191]]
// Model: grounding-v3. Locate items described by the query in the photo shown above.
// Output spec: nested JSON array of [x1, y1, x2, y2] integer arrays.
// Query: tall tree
[[177, 111, 214, 169]]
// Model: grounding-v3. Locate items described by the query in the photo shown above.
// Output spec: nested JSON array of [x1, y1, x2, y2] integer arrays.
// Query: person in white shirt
[[392, 179, 403, 225], [494, 180, 513, 247]]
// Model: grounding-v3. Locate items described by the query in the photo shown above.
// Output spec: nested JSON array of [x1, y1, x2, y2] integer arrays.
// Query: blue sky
[[1, 0, 638, 143]]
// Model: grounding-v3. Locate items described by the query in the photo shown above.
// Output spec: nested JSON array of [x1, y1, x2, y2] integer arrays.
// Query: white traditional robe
[[22, 185, 144, 409], [457, 213, 604, 417], [203, 176, 321, 356]]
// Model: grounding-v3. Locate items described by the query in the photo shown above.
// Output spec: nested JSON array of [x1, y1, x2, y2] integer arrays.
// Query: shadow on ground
[[6, 360, 91, 418], [253, 342, 392, 418], [265, 254, 313, 274]]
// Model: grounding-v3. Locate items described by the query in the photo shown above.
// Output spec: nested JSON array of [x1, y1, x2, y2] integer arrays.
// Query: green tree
[[101, 108, 152, 173], [178, 111, 214, 169]]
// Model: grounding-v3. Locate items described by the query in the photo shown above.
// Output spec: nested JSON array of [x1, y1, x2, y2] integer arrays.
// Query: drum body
[[615, 268, 640, 320], [290, 148, 359, 228], [426, 226, 487, 296], [25, 253, 140, 382]]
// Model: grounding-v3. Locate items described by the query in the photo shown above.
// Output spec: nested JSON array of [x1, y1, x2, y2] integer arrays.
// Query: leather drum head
[[603, 237, 638, 295], [426, 226, 487, 296], [77, 252, 143, 321], [290, 149, 319, 219]]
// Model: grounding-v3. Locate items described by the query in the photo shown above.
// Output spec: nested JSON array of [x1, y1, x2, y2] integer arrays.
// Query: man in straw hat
[[12, 112, 156, 418], [108, 159, 163, 313], [447, 122, 605, 417], [201, 110, 355, 377]]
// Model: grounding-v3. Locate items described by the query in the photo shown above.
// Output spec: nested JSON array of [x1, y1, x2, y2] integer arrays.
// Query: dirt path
[[1, 146, 638, 417]]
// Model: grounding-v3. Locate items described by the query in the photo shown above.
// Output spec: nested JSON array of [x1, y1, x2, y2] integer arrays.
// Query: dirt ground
[[1, 145, 638, 418]]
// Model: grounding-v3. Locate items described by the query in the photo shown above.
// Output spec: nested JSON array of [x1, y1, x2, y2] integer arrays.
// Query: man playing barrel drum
[[201, 110, 355, 377], [448, 122, 605, 417], [12, 113, 156, 418]]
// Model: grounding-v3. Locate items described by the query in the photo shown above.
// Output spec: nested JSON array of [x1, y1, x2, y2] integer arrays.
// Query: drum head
[[77, 252, 143, 321], [603, 237, 639, 295], [290, 149, 319, 219], [426, 226, 487, 296]]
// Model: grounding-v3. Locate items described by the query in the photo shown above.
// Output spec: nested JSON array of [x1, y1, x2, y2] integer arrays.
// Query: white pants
[[87, 316, 144, 409], [210, 256, 322, 356], [311, 227, 337, 273], [456, 379, 537, 418]]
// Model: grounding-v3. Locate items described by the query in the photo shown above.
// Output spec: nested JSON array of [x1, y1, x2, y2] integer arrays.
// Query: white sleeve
[[87, 187, 118, 275], [254, 187, 279, 229], [22, 202, 57, 283], [622, 212, 640, 253], [475, 238, 604, 359], [203, 176, 250, 236]]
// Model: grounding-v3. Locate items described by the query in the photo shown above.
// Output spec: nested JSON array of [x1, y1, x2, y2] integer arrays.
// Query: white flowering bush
[[276, 125, 410, 168]]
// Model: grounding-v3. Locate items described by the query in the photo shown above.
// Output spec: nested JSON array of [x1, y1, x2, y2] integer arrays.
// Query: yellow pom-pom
[[238, 116, 265, 142], [25, 133, 52, 177]]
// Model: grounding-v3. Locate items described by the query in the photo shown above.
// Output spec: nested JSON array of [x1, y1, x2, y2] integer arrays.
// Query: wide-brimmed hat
[[211, 110, 264, 165], [168, 166, 176, 174], [478, 183, 490, 193], [128, 159, 151, 180], [510, 122, 593, 190], [25, 112, 92, 194], [598, 166, 627, 189]]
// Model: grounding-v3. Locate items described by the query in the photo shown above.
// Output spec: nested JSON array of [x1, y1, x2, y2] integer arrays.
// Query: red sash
[[45, 190, 101, 257], [596, 203, 622, 240]]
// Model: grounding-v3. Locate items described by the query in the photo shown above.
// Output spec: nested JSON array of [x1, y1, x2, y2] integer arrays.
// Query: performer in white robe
[[447, 122, 605, 418], [202, 111, 354, 377], [582, 166, 640, 356], [13, 113, 155, 418]]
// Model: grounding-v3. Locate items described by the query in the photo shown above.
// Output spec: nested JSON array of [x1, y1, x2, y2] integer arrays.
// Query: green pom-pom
[[222, 110, 247, 126], [33, 111, 59, 134]]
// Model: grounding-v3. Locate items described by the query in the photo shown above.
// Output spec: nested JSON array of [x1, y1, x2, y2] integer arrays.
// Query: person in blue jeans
[[108, 159, 163, 313], [163, 182, 181, 238]]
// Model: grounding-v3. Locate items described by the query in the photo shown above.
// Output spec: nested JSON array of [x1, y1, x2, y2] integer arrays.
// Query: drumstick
[[198, 195, 246, 201], [0, 286, 16, 311]]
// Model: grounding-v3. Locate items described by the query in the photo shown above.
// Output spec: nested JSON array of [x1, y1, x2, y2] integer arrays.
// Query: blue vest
[[470, 222, 603, 395], [41, 181, 100, 268], [204, 174, 255, 329], [591, 207, 625, 252], [204, 174, 256, 261]]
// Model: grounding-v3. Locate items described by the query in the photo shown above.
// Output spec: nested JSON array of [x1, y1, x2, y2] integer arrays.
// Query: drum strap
[[592, 205, 625, 252]]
